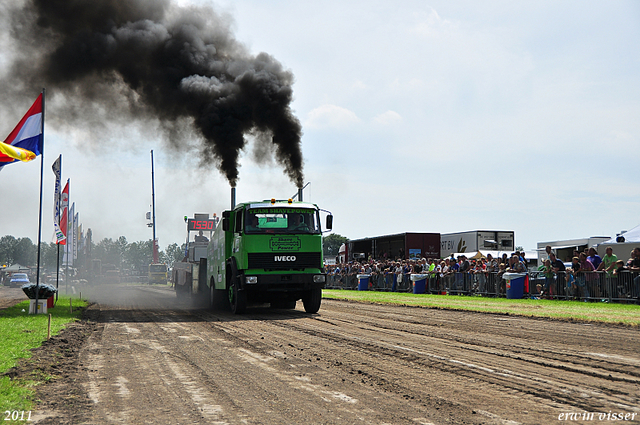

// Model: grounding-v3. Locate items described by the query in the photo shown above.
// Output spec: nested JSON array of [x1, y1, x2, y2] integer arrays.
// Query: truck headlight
[[245, 276, 258, 284], [313, 275, 326, 283]]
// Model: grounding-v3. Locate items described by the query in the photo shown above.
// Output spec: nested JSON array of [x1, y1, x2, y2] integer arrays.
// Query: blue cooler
[[504, 273, 526, 299], [356, 274, 370, 291], [410, 274, 427, 294]]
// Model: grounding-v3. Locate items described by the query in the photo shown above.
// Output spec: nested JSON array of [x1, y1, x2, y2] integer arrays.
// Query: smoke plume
[[3, 0, 304, 187]]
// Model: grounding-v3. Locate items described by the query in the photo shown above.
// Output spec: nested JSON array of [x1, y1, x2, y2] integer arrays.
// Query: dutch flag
[[0, 93, 43, 168]]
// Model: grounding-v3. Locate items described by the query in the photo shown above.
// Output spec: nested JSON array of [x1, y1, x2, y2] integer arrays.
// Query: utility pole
[[151, 150, 158, 263]]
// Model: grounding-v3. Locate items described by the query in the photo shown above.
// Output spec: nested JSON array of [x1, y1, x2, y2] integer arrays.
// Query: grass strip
[[0, 295, 86, 415], [323, 290, 640, 326]]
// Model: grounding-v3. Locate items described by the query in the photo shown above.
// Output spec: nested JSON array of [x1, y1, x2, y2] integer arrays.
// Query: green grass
[[0, 295, 86, 416], [323, 290, 640, 326]]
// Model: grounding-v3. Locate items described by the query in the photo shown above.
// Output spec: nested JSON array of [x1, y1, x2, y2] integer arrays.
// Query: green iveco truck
[[206, 198, 333, 314]]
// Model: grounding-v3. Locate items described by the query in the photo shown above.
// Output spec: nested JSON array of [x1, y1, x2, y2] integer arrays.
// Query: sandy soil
[[3, 284, 640, 424]]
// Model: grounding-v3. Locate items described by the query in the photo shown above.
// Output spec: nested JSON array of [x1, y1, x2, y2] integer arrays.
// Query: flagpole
[[151, 149, 158, 263], [35, 88, 45, 312], [56, 242, 60, 300]]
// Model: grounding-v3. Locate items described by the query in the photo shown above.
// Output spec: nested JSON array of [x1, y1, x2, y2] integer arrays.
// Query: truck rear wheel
[[211, 288, 229, 310], [302, 287, 322, 313]]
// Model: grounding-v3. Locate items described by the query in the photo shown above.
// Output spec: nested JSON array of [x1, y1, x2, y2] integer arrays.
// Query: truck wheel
[[228, 264, 246, 314], [229, 282, 247, 314], [211, 289, 229, 310], [302, 288, 322, 313]]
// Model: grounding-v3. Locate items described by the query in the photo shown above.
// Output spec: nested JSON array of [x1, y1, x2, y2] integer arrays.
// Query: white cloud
[[372, 111, 402, 126], [409, 8, 454, 38], [304, 104, 360, 130]]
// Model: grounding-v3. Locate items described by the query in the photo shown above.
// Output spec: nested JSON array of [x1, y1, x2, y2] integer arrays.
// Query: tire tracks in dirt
[[191, 299, 640, 422], [74, 285, 640, 424]]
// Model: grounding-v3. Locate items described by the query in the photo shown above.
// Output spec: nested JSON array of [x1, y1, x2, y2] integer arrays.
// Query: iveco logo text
[[274, 255, 296, 262]]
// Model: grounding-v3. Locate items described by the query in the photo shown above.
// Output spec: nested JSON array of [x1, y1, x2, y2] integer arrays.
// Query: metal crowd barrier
[[529, 270, 640, 302], [325, 269, 639, 303], [326, 273, 414, 292]]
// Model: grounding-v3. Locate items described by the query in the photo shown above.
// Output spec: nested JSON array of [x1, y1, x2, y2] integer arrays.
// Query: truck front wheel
[[228, 265, 246, 314], [302, 287, 322, 313], [229, 282, 247, 314]]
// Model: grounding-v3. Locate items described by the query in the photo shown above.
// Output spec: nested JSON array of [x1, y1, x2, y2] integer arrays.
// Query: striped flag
[[59, 180, 69, 245], [0, 141, 36, 163], [0, 94, 43, 168], [52, 155, 66, 244]]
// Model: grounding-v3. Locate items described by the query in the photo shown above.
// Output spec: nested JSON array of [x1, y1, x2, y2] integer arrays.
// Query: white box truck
[[440, 231, 515, 257]]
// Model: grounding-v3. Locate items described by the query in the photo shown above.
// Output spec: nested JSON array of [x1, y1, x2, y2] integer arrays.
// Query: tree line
[[0, 235, 185, 275], [1, 232, 348, 274]]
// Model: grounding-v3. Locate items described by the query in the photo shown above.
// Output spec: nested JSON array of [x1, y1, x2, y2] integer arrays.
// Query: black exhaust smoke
[[3, 0, 304, 188]]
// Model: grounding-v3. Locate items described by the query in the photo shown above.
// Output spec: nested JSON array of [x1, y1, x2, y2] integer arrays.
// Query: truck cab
[[148, 263, 168, 284], [208, 199, 332, 313]]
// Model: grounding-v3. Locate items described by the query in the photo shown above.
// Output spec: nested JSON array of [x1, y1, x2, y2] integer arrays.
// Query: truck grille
[[248, 252, 321, 270]]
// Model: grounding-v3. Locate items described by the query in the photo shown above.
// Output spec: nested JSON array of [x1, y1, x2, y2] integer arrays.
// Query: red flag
[[59, 180, 69, 245], [0, 94, 43, 167]]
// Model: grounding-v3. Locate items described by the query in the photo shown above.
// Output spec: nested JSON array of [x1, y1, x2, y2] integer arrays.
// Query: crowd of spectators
[[326, 251, 530, 294], [538, 245, 640, 301], [325, 246, 640, 302]]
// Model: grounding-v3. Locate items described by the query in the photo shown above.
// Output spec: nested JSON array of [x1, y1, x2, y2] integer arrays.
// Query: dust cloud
[[81, 284, 202, 311]]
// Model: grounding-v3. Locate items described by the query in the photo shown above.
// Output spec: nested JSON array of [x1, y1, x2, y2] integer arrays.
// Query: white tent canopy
[[596, 224, 640, 260], [601, 224, 640, 244]]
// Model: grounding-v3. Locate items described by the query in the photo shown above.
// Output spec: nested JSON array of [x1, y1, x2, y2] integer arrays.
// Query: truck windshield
[[149, 264, 167, 273], [245, 208, 319, 234]]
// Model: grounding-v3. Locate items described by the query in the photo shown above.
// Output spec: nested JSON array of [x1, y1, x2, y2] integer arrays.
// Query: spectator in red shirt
[[574, 252, 595, 301]]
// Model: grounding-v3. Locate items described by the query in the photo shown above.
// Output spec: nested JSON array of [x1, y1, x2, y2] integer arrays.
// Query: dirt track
[[11, 284, 640, 424], [0, 286, 31, 309]]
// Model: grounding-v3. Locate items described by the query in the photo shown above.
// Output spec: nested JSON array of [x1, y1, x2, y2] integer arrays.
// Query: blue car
[[9, 273, 30, 288]]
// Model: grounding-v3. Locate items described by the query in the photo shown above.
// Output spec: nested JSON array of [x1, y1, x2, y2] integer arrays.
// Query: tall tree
[[0, 237, 37, 266], [94, 238, 124, 267], [42, 242, 63, 271], [322, 233, 348, 257], [124, 240, 153, 274], [161, 243, 185, 268], [0, 235, 18, 265]]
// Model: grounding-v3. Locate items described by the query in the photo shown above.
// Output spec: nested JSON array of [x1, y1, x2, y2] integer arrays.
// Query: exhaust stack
[[298, 188, 303, 202], [231, 187, 236, 209]]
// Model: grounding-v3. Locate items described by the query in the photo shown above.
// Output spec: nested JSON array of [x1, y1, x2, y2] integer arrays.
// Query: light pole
[[150, 150, 158, 263]]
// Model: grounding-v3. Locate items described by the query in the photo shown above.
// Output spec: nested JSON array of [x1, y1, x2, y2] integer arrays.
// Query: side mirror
[[222, 218, 230, 231], [326, 215, 333, 231]]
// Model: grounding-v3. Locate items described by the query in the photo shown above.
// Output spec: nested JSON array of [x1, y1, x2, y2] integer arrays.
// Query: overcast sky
[[1, 0, 638, 254]]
